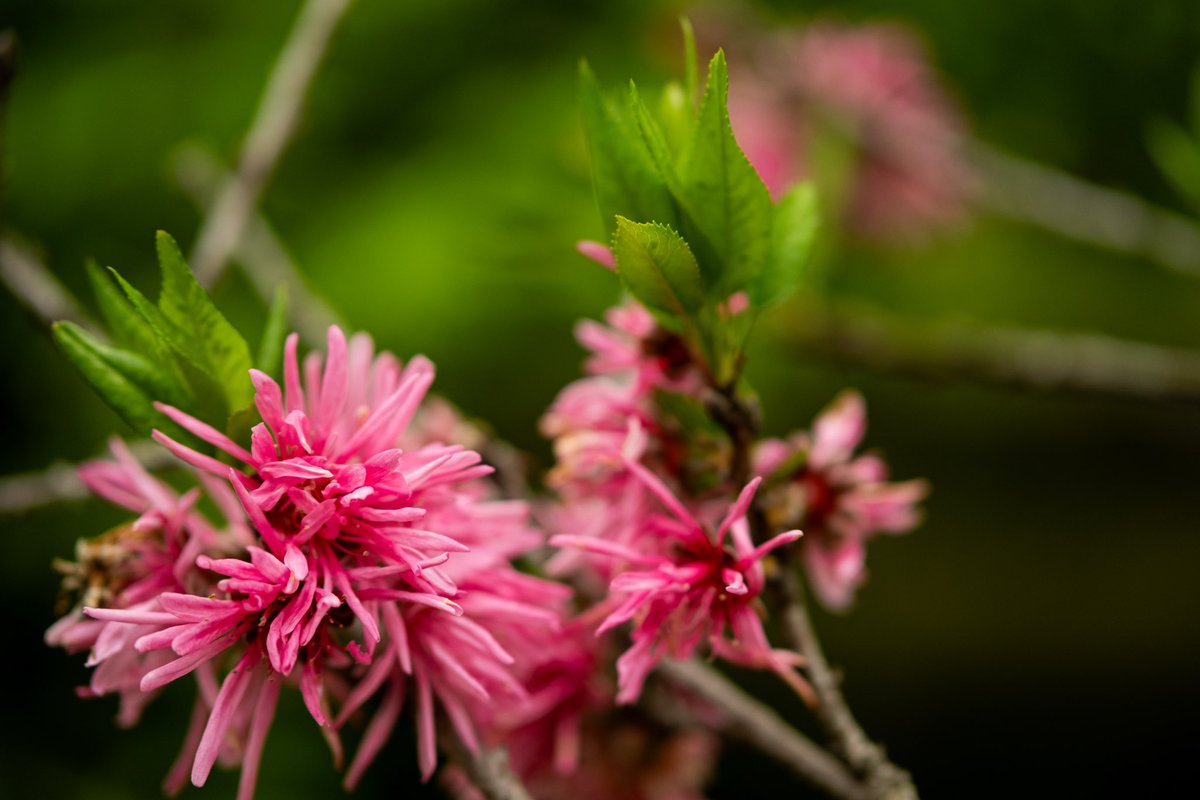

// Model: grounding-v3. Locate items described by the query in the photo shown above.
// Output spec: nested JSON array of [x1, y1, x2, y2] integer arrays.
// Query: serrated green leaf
[[155, 231, 254, 411], [613, 217, 705, 318], [55, 319, 190, 406], [257, 283, 289, 373], [111, 264, 235, 426], [108, 267, 180, 361], [1148, 119, 1200, 211], [579, 62, 677, 236], [86, 260, 158, 355], [52, 321, 167, 435], [678, 51, 772, 294], [753, 183, 820, 308], [629, 82, 679, 180]]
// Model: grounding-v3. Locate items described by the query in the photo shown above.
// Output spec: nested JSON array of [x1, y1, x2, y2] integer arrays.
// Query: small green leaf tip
[[677, 48, 771, 296], [153, 230, 254, 414]]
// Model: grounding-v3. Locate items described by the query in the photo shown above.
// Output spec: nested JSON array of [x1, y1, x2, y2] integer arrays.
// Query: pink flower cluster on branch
[[543, 294, 812, 704], [48, 326, 593, 798]]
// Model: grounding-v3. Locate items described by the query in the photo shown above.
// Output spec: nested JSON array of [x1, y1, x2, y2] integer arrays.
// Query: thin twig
[[706, 370, 917, 799], [656, 659, 866, 800], [776, 574, 916, 800], [175, 144, 345, 344], [191, 0, 355, 288], [446, 740, 533, 800], [778, 295, 1200, 403], [0, 234, 96, 330], [972, 141, 1200, 279], [0, 439, 171, 516]]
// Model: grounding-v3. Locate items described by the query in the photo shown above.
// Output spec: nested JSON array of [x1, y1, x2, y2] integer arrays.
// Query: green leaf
[[678, 51, 772, 294], [52, 321, 168, 435], [752, 183, 820, 308], [658, 81, 691, 154], [628, 82, 679, 181], [257, 283, 289, 374], [579, 62, 677, 236], [1148, 118, 1200, 211], [612, 216, 705, 318], [155, 231, 254, 410], [86, 260, 158, 356], [110, 262, 238, 426]]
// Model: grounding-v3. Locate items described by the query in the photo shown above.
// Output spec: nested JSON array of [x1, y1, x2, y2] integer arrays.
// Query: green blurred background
[[2, 0, 1199, 797]]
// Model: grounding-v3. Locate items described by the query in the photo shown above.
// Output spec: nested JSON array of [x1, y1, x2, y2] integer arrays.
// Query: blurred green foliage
[[3, 1, 1199, 798]]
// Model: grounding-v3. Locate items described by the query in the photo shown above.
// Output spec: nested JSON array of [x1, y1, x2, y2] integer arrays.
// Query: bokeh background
[[2, 0, 1199, 797]]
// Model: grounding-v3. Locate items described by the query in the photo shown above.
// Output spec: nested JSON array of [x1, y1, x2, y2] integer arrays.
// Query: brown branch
[[776, 294, 1200, 403], [174, 144, 345, 344], [190, 0, 355, 288], [655, 659, 866, 800], [972, 142, 1200, 279]]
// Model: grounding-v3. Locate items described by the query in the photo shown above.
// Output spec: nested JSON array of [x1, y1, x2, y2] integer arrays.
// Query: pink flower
[[497, 617, 611, 779], [553, 458, 806, 704], [574, 300, 704, 395], [755, 390, 929, 610], [337, 567, 571, 786], [45, 438, 228, 728], [726, 21, 975, 242], [68, 326, 553, 797]]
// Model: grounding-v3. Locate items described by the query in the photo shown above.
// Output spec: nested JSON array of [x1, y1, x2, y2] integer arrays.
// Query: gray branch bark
[[973, 142, 1200, 279], [656, 659, 867, 800], [779, 295, 1200, 403], [191, 0, 355, 287], [175, 144, 345, 344]]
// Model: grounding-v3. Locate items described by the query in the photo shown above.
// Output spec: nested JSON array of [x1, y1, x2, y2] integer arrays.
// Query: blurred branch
[[656, 659, 866, 800], [191, 0, 355, 288], [779, 295, 1200, 402], [175, 144, 345, 344], [972, 141, 1200, 279], [443, 736, 532, 800], [0, 439, 169, 516], [0, 234, 96, 330]]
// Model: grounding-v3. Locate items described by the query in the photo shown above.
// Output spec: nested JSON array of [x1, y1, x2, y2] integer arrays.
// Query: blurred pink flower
[[727, 20, 975, 242], [755, 390, 929, 610]]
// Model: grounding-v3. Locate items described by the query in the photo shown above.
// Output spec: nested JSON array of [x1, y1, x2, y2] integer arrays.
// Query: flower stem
[[707, 381, 919, 799]]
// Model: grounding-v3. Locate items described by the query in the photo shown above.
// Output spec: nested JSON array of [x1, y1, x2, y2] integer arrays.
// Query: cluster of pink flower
[[721, 20, 975, 242], [47, 327, 596, 798], [542, 261, 927, 702], [49, 306, 925, 798]]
